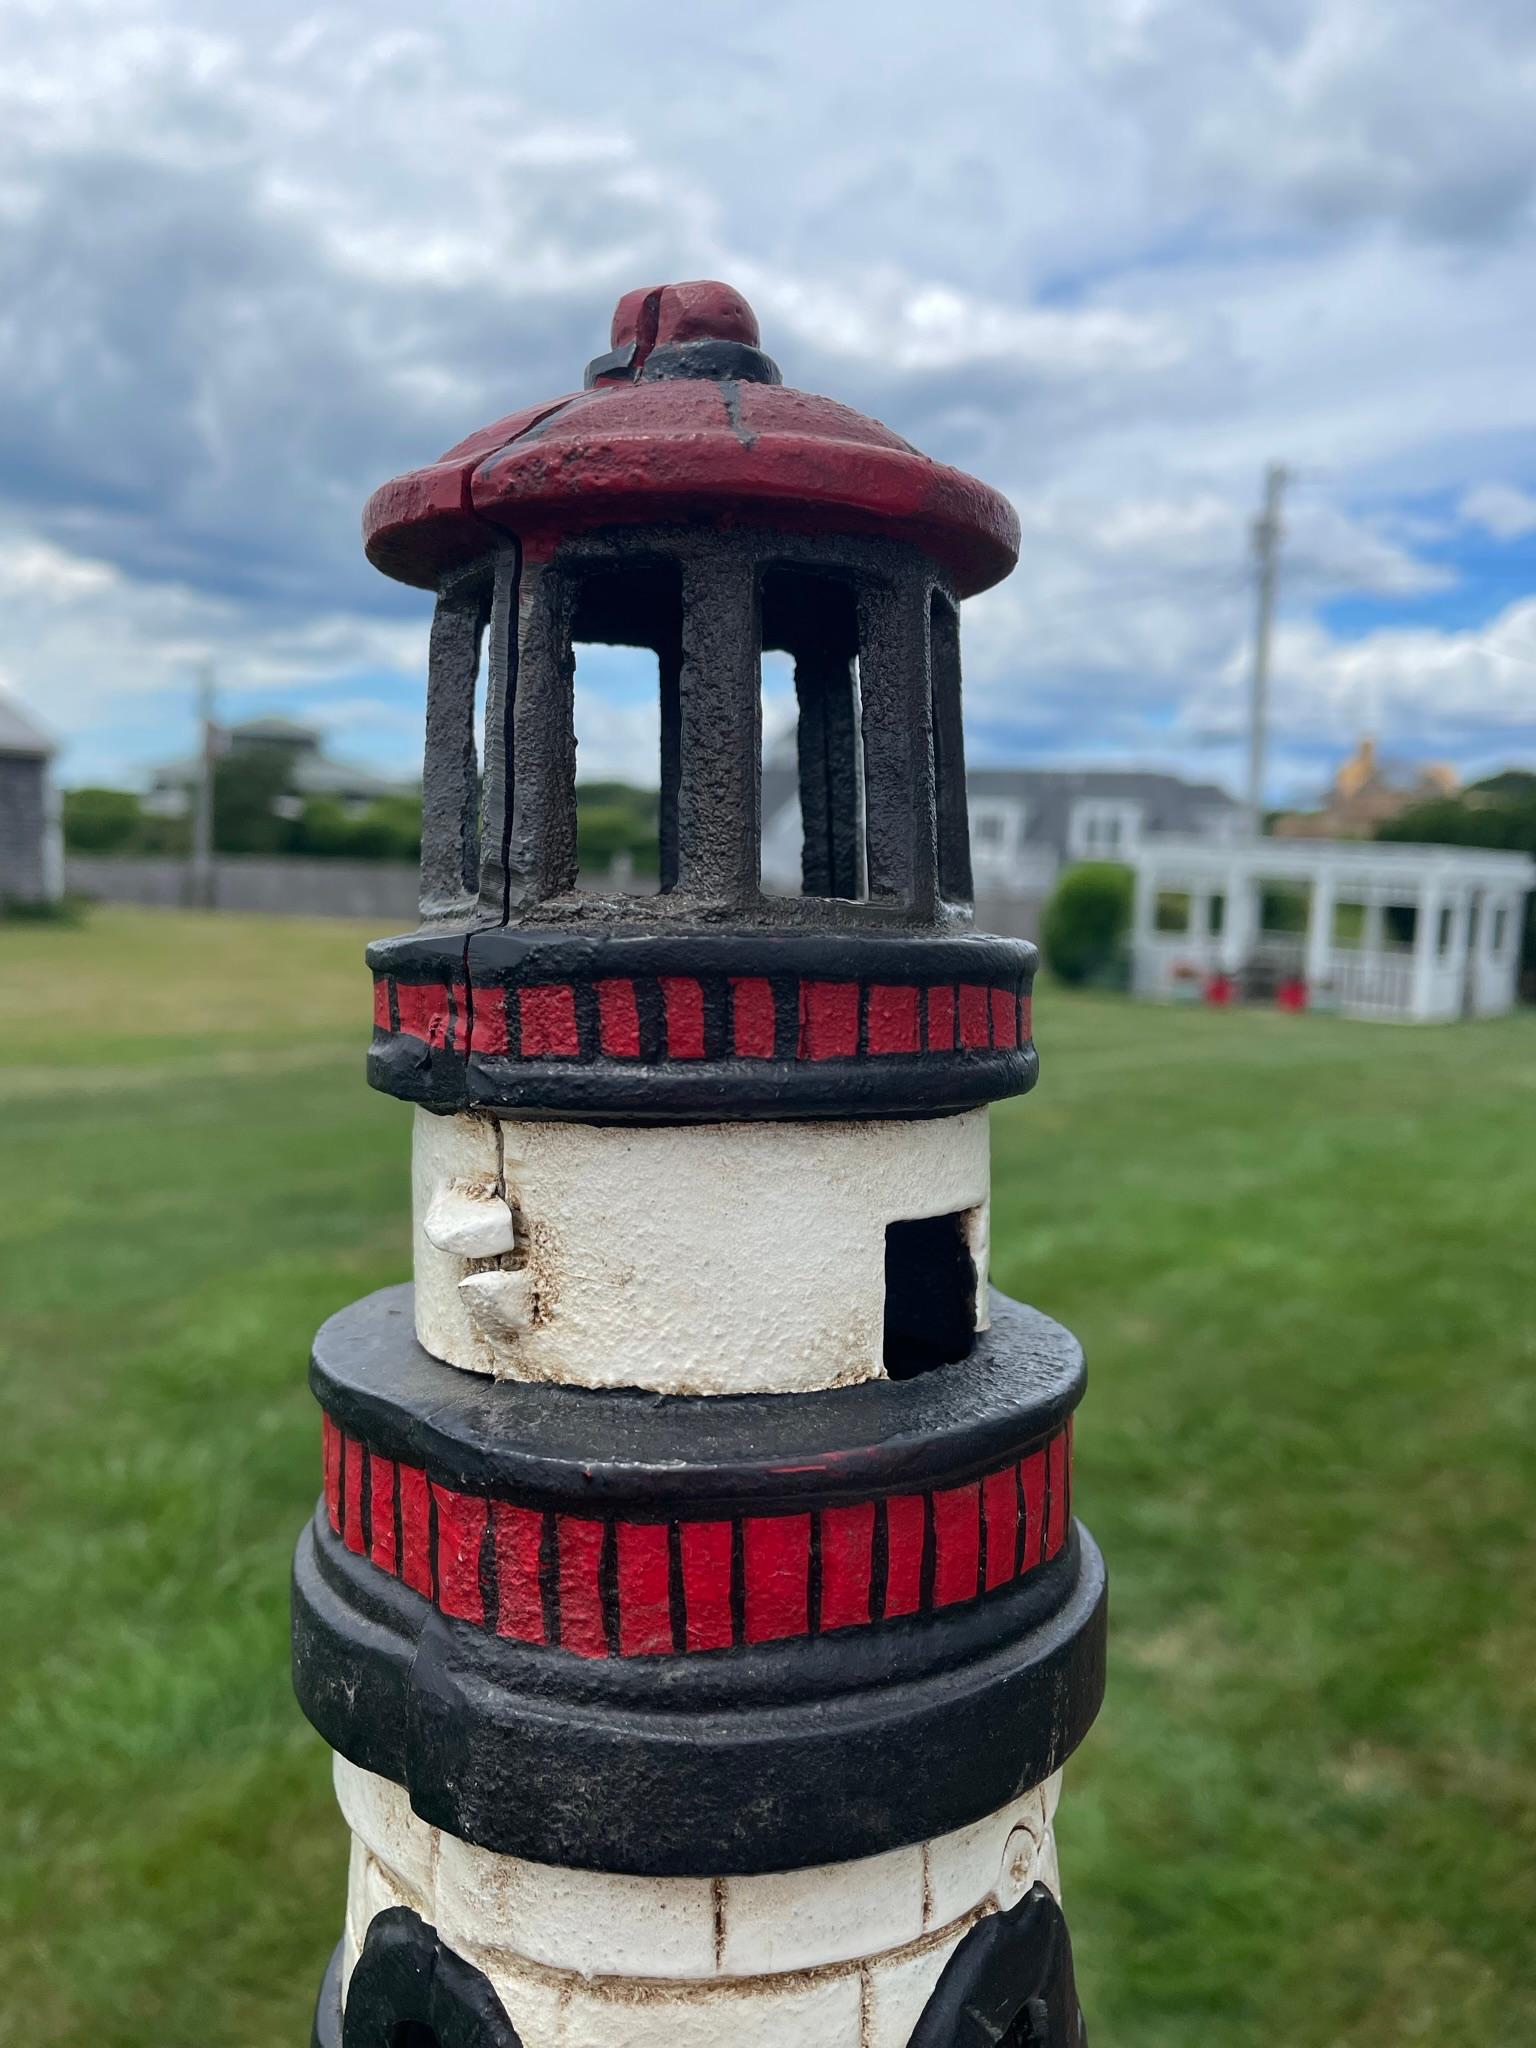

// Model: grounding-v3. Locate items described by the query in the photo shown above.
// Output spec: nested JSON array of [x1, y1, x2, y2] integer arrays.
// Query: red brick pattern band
[[322, 1414, 1073, 1660], [372, 973, 1032, 1064]]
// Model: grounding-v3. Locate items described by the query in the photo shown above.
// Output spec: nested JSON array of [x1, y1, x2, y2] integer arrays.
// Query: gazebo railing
[[1321, 952, 1415, 1018]]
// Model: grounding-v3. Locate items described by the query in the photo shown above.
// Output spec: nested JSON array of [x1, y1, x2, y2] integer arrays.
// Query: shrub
[[293, 795, 421, 862], [1041, 862, 1133, 986], [62, 787, 144, 852], [576, 783, 661, 876], [1, 893, 87, 926]]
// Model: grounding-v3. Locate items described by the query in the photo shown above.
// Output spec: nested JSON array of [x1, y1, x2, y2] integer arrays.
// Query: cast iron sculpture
[[294, 280, 1104, 2046]]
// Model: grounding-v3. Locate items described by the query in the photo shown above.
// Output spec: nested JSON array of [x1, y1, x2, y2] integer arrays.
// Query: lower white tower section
[[332, 1756, 1063, 2047]]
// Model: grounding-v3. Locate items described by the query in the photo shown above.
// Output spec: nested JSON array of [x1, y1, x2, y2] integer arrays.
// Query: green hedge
[[1041, 861, 1133, 985]]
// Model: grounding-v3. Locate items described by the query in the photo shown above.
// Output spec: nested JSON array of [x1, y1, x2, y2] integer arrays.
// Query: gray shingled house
[[145, 716, 412, 820], [761, 747, 1240, 934], [0, 696, 62, 906]]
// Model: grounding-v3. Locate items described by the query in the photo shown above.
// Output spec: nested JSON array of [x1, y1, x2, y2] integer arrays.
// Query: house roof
[[233, 716, 322, 745], [149, 751, 408, 799], [1131, 834, 1535, 888], [963, 766, 1237, 805], [148, 716, 412, 800], [762, 753, 1239, 820], [0, 695, 54, 760]]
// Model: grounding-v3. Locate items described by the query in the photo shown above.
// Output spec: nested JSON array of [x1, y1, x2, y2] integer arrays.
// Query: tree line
[[63, 747, 662, 874]]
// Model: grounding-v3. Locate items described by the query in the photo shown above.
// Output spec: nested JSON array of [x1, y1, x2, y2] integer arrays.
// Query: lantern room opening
[[882, 1209, 978, 1379], [569, 563, 681, 892], [761, 569, 867, 900]]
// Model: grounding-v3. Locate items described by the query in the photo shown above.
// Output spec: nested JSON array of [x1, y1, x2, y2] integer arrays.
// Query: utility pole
[[190, 662, 217, 909], [1245, 463, 1289, 837]]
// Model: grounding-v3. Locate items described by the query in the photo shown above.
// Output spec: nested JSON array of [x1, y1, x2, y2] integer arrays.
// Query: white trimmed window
[[1068, 798, 1142, 860], [969, 798, 1026, 872]]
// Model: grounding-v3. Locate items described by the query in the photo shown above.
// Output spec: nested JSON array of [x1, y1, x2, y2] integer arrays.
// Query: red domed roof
[[363, 282, 1019, 599]]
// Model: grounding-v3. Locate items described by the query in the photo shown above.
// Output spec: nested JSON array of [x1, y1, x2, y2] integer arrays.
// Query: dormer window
[[1068, 798, 1142, 861], [970, 799, 1026, 870]]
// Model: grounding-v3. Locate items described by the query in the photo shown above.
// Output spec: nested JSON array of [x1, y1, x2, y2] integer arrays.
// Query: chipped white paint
[[458, 1268, 535, 1340], [411, 1107, 991, 1395], [423, 1183, 518, 1259], [334, 1756, 1061, 2044], [411, 1108, 507, 1376]]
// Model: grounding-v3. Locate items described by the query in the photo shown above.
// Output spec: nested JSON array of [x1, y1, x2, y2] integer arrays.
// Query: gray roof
[[763, 752, 1238, 822], [150, 715, 412, 799], [963, 766, 1237, 806], [233, 716, 324, 744], [0, 696, 54, 759]]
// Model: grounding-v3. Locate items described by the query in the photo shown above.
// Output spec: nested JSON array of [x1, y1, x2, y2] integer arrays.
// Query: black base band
[[293, 1508, 1105, 1876]]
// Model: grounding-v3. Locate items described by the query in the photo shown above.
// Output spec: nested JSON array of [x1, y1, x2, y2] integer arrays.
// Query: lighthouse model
[[295, 281, 1106, 2047]]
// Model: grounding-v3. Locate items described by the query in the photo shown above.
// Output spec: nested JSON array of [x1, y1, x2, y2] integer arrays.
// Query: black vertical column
[[419, 561, 491, 923], [678, 552, 761, 906], [859, 573, 937, 919], [483, 553, 578, 918], [929, 591, 974, 906]]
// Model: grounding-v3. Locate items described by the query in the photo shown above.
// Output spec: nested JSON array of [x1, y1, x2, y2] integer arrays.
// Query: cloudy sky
[[4, 0, 1536, 803]]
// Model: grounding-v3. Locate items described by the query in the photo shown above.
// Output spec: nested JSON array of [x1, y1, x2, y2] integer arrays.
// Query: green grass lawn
[[2, 908, 1534, 2046]]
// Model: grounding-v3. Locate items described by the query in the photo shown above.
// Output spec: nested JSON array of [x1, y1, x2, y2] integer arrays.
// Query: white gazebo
[[1127, 836, 1533, 1022]]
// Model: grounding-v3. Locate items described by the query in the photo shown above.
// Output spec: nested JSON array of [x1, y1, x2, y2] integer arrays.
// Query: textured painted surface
[[362, 282, 1019, 599], [379, 969, 1029, 1063], [368, 921, 1039, 1121], [335, 1756, 1061, 2045], [412, 1107, 991, 1393], [298, 1283, 1101, 1873], [320, 1410, 1072, 1657]]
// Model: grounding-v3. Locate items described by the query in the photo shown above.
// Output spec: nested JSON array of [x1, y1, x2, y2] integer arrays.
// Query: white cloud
[[1460, 482, 1536, 540], [0, 0, 1534, 799]]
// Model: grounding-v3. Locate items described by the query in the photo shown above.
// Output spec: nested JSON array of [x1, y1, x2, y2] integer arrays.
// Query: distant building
[[0, 695, 63, 905], [146, 716, 412, 819], [1273, 737, 1458, 840], [961, 765, 1242, 889], [761, 754, 1241, 925], [1127, 834, 1532, 1022]]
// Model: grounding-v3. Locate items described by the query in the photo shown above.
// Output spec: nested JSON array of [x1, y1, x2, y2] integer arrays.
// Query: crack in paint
[[720, 379, 758, 449], [630, 288, 663, 378]]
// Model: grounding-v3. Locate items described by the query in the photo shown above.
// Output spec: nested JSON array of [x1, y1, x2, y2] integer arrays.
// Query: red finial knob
[[609, 281, 761, 354]]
